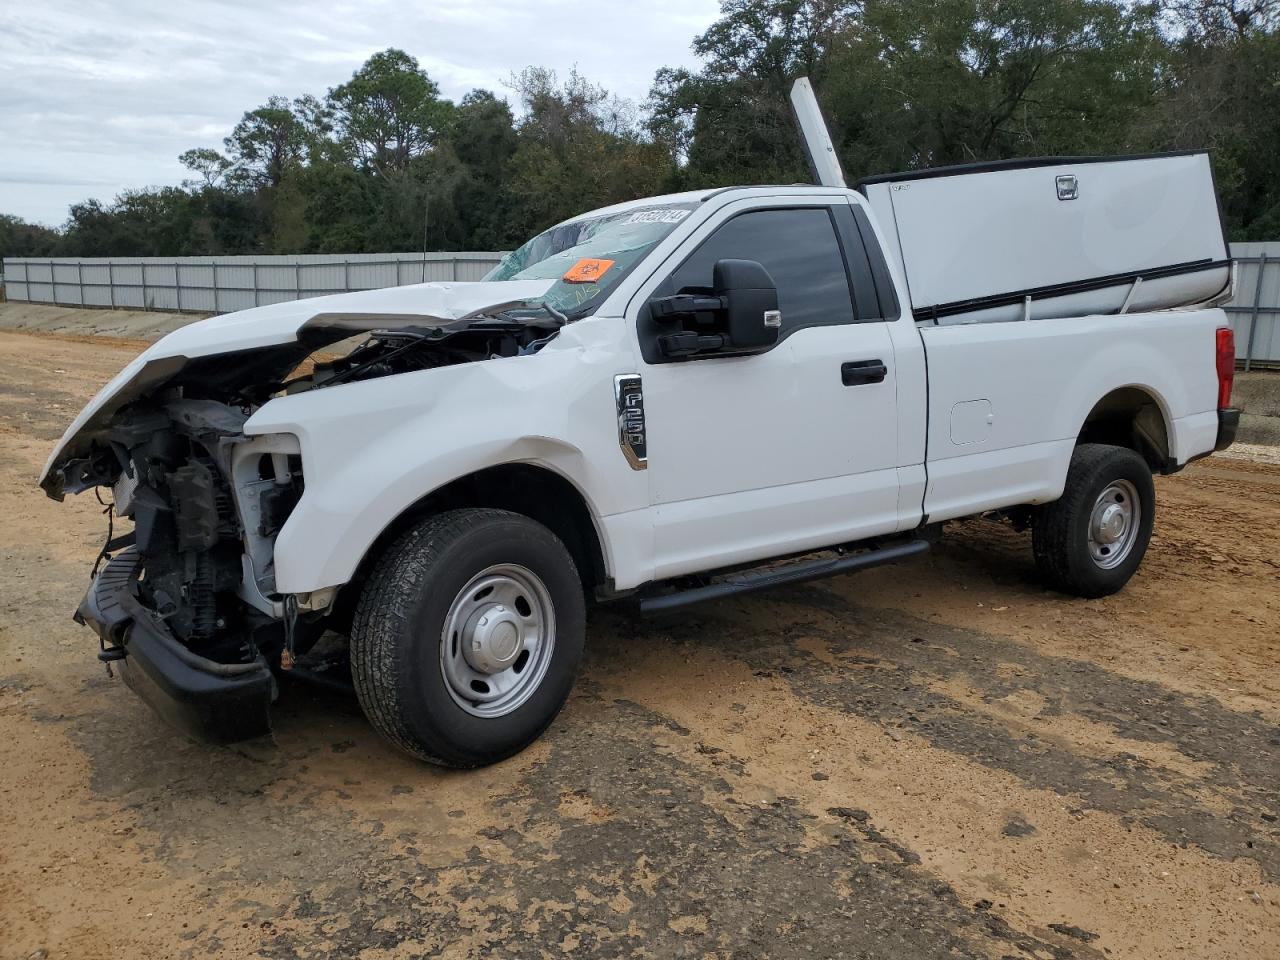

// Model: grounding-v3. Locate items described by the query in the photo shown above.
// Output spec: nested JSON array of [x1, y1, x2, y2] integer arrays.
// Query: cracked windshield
[[484, 201, 698, 317]]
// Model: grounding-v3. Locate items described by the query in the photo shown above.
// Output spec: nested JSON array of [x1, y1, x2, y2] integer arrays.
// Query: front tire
[[351, 508, 586, 767], [1032, 443, 1155, 599]]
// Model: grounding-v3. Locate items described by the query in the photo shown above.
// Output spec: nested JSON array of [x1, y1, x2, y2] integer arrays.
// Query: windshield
[[484, 201, 698, 318]]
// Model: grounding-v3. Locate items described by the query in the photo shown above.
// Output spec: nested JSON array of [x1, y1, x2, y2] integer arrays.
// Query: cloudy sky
[[0, 0, 721, 227]]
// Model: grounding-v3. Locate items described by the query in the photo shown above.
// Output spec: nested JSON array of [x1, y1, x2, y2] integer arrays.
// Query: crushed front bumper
[[76, 549, 274, 744]]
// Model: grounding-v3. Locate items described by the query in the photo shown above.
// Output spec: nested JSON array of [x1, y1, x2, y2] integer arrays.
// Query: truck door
[[630, 196, 907, 580]]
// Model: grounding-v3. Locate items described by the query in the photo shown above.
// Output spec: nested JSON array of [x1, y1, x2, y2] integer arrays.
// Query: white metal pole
[[789, 77, 846, 189]]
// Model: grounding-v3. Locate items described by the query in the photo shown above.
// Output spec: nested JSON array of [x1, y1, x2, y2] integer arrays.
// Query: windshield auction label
[[562, 258, 616, 283], [626, 209, 690, 224]]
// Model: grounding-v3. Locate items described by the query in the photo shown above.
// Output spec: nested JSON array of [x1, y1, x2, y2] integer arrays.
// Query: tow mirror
[[714, 259, 780, 350], [648, 258, 781, 358]]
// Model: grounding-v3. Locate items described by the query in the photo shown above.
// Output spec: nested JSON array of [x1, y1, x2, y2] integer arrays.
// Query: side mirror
[[714, 259, 780, 350], [646, 258, 781, 358]]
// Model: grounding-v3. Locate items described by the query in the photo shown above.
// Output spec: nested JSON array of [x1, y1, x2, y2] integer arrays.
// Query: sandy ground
[[0, 328, 1277, 960], [0, 301, 205, 342]]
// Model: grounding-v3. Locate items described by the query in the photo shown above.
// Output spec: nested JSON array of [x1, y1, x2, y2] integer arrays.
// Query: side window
[[667, 207, 856, 334]]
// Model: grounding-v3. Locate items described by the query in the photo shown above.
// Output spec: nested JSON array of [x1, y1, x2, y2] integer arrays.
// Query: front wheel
[[350, 508, 586, 767], [1032, 443, 1155, 599]]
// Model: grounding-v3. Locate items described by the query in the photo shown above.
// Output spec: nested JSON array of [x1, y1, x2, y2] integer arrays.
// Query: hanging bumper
[[76, 549, 274, 744]]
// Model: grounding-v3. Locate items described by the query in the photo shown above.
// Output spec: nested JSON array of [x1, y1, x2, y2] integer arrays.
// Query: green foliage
[[0, 214, 60, 259], [651, 0, 1278, 238], [505, 68, 668, 240], [823, 0, 1169, 173], [179, 148, 232, 189], [327, 49, 451, 176], [223, 96, 311, 189], [1141, 22, 1280, 237], [649, 1, 854, 187], [445, 91, 521, 249], [3, 10, 1279, 260]]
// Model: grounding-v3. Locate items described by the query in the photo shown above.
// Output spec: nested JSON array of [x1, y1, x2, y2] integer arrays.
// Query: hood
[[39, 279, 554, 496]]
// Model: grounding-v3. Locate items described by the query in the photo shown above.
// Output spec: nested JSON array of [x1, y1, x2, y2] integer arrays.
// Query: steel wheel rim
[[1087, 479, 1141, 570], [439, 563, 555, 718]]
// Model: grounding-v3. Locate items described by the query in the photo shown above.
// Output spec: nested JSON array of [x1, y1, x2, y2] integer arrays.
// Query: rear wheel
[[1032, 443, 1155, 598], [350, 508, 586, 766]]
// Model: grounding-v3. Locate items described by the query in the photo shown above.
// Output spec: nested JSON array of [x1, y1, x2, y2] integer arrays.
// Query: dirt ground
[[0, 301, 204, 342], [0, 328, 1277, 960]]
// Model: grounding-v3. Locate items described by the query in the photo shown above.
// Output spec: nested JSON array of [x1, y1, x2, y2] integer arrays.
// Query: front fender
[[277, 436, 598, 593], [244, 328, 644, 594]]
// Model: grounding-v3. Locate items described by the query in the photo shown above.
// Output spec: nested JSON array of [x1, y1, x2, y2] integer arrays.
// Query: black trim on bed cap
[[915, 257, 1232, 323], [855, 151, 1208, 190]]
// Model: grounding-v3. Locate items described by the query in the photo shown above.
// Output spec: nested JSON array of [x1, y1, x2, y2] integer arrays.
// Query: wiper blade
[[493, 303, 570, 328], [535, 302, 570, 326]]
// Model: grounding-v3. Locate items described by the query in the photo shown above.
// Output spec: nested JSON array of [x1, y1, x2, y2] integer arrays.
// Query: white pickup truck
[[41, 82, 1239, 766]]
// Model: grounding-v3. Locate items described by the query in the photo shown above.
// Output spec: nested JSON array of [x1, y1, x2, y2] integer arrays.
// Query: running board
[[639, 539, 929, 615]]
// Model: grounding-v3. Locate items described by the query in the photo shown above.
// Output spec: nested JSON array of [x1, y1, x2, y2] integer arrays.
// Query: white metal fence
[[1223, 242, 1280, 369], [3, 243, 1279, 365], [0, 252, 506, 315]]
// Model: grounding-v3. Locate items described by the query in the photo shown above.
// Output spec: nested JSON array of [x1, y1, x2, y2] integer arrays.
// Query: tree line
[[4, 0, 1278, 262]]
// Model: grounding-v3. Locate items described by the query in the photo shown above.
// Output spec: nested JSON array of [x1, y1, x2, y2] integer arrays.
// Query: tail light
[[1215, 326, 1235, 410]]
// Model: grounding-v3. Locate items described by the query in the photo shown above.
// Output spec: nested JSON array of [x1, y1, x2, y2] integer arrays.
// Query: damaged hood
[[40, 279, 554, 495]]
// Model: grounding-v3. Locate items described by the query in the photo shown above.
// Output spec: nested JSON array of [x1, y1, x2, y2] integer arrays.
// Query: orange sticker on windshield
[[562, 258, 615, 283]]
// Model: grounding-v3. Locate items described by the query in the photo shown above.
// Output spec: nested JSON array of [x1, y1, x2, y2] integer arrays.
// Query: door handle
[[841, 359, 887, 386]]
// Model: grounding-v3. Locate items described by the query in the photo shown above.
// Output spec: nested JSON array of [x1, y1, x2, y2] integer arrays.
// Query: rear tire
[[1032, 443, 1155, 599], [350, 508, 586, 767]]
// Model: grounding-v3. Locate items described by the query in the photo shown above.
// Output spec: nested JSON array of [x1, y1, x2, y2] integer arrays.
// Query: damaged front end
[[43, 280, 562, 744], [72, 395, 303, 743]]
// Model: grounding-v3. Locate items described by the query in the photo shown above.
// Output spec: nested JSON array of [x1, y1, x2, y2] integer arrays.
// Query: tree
[[1144, 8, 1280, 236], [292, 94, 341, 165], [1163, 0, 1280, 39], [649, 0, 858, 185], [505, 68, 670, 236], [826, 0, 1167, 173], [48, 186, 263, 257], [653, 0, 1169, 187], [222, 96, 309, 189], [437, 91, 520, 249], [179, 148, 233, 189], [327, 49, 451, 176], [692, 0, 857, 85], [0, 214, 60, 259], [16, 17, 1280, 255]]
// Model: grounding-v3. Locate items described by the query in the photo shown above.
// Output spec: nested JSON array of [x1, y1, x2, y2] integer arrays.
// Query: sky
[[0, 0, 722, 227]]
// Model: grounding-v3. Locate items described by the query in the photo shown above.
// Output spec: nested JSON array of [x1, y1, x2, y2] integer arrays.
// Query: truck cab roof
[[556, 185, 851, 226]]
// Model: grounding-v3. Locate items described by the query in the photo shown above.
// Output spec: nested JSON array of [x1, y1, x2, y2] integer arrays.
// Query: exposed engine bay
[[284, 314, 563, 394], [57, 313, 563, 671]]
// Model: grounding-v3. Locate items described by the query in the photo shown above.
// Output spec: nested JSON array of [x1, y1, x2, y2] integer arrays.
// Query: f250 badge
[[613, 375, 647, 470]]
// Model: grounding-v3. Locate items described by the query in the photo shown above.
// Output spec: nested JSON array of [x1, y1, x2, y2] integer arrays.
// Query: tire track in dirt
[[619, 587, 1280, 883], [36, 674, 1086, 960], [253, 694, 1086, 960], [587, 610, 1280, 959], [852, 478, 1280, 723]]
